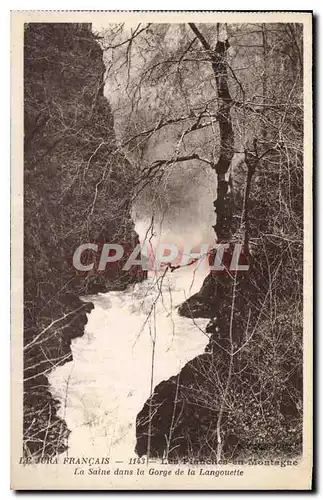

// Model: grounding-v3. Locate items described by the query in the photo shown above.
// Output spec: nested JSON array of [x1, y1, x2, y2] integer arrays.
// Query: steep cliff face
[[134, 24, 303, 462], [23, 23, 145, 457]]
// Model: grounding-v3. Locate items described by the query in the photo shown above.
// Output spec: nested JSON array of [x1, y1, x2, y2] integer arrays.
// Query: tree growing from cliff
[[100, 21, 303, 461]]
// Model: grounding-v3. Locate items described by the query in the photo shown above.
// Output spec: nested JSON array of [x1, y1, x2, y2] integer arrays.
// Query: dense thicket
[[98, 22, 304, 461]]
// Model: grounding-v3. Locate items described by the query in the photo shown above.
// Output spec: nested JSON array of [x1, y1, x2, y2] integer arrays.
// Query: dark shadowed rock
[[23, 23, 146, 458], [178, 273, 218, 318]]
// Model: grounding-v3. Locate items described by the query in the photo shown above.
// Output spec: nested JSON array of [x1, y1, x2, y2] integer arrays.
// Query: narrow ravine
[[48, 221, 210, 460]]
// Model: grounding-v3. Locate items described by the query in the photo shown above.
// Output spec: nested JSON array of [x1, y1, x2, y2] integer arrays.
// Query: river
[[48, 224, 210, 460]]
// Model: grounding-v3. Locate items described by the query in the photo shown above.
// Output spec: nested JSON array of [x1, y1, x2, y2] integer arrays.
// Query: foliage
[[101, 22, 304, 460]]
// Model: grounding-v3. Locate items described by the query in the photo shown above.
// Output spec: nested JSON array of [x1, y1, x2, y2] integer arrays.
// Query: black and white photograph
[[10, 10, 313, 490]]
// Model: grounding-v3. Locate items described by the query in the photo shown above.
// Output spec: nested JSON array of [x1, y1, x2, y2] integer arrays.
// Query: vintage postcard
[[11, 10, 313, 490]]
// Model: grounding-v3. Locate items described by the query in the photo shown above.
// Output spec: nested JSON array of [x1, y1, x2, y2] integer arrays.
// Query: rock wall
[[23, 23, 145, 457]]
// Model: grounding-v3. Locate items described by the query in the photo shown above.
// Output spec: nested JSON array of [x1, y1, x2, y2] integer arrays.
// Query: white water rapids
[[48, 226, 211, 459]]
